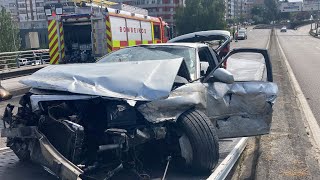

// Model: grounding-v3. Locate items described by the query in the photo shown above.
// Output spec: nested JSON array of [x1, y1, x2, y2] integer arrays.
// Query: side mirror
[[208, 68, 234, 84], [0, 86, 12, 101]]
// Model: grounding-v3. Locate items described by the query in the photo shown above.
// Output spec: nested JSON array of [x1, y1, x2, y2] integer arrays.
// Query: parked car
[[236, 29, 248, 40], [1, 31, 278, 180], [280, 26, 287, 32], [18, 58, 29, 66], [31, 59, 41, 65]]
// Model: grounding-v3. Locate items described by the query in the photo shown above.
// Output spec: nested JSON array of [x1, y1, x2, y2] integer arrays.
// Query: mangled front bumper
[[1, 127, 83, 180]]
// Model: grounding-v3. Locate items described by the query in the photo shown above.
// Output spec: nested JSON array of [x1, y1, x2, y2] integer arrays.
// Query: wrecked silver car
[[1, 33, 278, 180]]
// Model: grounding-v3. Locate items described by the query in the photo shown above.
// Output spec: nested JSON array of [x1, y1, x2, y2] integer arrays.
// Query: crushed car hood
[[21, 58, 184, 101]]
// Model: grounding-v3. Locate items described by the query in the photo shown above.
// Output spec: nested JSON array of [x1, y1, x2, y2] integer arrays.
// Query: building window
[[37, 8, 44, 13], [19, 10, 27, 14], [170, 8, 173, 11], [9, 3, 16, 7], [18, 4, 26, 8], [159, 8, 162, 12], [38, 15, 46, 20], [36, 2, 44, 7]]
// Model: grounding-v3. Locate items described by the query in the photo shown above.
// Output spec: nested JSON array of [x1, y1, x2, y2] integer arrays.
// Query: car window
[[98, 46, 196, 75], [199, 47, 218, 76]]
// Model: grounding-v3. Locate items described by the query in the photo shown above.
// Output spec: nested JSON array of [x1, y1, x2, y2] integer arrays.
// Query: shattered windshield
[[97, 45, 196, 75]]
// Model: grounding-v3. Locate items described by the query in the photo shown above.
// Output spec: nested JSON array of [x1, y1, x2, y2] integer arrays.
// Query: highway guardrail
[[0, 49, 49, 80], [0, 49, 49, 72]]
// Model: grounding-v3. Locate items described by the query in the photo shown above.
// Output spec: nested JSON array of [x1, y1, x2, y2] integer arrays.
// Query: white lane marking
[[207, 138, 248, 180], [276, 31, 320, 151]]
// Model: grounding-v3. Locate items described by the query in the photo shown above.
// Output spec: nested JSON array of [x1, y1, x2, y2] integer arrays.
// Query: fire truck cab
[[47, 3, 171, 64]]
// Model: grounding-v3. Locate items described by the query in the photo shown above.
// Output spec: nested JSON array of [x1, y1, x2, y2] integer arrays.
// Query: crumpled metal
[[21, 58, 184, 101]]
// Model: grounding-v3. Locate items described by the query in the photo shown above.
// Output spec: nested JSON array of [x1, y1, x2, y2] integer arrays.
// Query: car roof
[[135, 43, 208, 49], [168, 30, 231, 43]]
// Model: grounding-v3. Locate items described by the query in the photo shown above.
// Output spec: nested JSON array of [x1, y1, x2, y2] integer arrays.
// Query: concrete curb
[[276, 30, 320, 150]]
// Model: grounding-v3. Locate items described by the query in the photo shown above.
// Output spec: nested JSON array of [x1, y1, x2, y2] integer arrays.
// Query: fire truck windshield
[[98, 45, 196, 74]]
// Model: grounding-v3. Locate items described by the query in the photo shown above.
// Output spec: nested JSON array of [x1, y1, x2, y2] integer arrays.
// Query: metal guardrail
[[0, 49, 49, 72]]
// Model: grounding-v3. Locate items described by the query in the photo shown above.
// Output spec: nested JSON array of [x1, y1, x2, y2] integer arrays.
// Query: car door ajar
[[204, 48, 278, 139]]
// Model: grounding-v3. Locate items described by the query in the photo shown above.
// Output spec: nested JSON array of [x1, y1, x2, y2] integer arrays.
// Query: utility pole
[[316, 0, 319, 35]]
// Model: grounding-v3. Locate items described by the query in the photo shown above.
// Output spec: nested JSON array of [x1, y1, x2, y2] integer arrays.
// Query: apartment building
[[242, 0, 264, 19], [0, 0, 19, 22], [226, 0, 242, 21], [0, 0, 75, 49]]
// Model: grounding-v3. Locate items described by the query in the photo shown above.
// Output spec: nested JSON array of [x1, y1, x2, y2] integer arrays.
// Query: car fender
[[137, 82, 207, 123]]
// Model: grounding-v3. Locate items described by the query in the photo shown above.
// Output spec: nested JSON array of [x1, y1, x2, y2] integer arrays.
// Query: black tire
[[177, 109, 219, 173]]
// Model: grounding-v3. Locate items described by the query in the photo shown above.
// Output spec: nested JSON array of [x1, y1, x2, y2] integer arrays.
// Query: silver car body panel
[[138, 80, 278, 138], [21, 58, 184, 101]]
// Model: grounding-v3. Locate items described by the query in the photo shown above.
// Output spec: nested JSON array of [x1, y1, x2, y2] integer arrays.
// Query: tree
[[0, 7, 20, 52], [251, 6, 263, 17], [175, 0, 226, 35], [264, 0, 279, 23]]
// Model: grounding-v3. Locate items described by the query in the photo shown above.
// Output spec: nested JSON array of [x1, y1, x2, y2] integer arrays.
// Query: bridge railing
[[0, 49, 49, 72]]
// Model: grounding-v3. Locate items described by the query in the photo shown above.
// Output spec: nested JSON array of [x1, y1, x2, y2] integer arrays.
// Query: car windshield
[[98, 45, 196, 74], [239, 30, 246, 33]]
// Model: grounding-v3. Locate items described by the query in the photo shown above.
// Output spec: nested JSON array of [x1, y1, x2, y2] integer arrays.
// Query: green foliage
[[251, 6, 263, 17], [250, 0, 279, 24], [0, 7, 20, 52], [175, 0, 226, 35], [250, 5, 267, 24], [264, 0, 278, 22]]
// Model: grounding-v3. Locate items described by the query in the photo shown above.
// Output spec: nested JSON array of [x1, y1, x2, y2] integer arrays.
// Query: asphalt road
[[276, 25, 320, 123], [231, 27, 270, 49], [230, 27, 320, 180]]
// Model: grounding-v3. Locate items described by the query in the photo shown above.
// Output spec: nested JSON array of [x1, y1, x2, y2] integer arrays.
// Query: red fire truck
[[47, 3, 170, 64]]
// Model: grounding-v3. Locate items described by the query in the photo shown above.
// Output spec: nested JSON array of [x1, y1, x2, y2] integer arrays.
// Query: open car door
[[204, 48, 278, 138]]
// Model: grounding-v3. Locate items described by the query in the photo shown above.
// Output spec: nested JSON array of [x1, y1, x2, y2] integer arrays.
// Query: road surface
[[277, 25, 320, 122]]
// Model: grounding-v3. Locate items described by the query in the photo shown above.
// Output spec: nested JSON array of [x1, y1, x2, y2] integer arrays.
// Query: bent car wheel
[[177, 109, 219, 173]]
